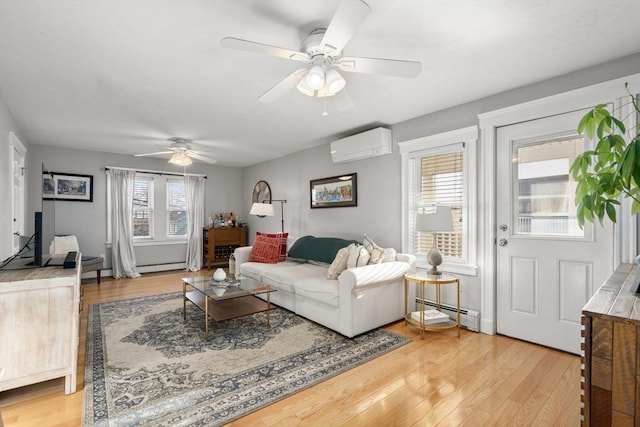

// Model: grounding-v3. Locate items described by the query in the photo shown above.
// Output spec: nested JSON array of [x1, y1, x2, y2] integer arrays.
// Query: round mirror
[[252, 180, 272, 217]]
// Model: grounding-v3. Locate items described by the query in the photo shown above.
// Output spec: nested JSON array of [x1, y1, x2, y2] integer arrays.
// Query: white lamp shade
[[416, 206, 453, 232], [168, 152, 192, 166], [296, 77, 315, 96], [249, 202, 275, 217], [326, 69, 346, 94], [305, 65, 325, 90]]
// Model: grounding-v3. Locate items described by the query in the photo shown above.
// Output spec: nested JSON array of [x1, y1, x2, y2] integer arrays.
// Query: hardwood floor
[[0, 270, 581, 426]]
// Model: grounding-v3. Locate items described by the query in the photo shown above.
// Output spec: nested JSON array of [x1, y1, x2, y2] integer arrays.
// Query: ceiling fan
[[221, 0, 421, 105], [134, 137, 217, 166]]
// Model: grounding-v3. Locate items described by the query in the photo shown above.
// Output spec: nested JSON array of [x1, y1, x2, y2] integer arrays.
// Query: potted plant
[[570, 84, 640, 227]]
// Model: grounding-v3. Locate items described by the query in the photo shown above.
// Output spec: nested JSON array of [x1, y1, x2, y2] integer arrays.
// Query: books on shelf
[[410, 309, 450, 324]]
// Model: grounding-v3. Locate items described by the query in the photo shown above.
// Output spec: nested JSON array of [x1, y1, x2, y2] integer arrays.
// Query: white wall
[[27, 145, 243, 268], [242, 53, 640, 314], [0, 96, 29, 260]]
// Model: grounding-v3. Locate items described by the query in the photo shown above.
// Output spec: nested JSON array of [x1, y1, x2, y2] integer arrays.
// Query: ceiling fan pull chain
[[323, 72, 329, 117]]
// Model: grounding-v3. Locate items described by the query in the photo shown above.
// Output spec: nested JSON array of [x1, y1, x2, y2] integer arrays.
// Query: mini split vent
[[330, 127, 392, 163]]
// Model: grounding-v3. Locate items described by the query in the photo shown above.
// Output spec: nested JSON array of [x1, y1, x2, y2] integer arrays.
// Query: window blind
[[413, 150, 464, 259], [133, 176, 153, 238], [167, 179, 187, 237]]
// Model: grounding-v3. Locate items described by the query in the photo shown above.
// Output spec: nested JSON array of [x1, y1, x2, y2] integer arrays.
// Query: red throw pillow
[[256, 231, 288, 262], [249, 234, 281, 264]]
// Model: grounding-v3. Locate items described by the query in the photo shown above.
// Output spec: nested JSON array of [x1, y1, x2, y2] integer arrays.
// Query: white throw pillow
[[347, 244, 370, 269], [363, 234, 386, 264], [51, 235, 80, 254], [327, 245, 352, 279], [383, 247, 397, 262]]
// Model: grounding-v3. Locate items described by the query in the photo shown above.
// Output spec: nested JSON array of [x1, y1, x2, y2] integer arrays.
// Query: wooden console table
[[581, 262, 639, 426], [0, 254, 81, 394]]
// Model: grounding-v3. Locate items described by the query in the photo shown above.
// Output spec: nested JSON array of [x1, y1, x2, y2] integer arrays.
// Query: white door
[[496, 110, 614, 354], [11, 138, 26, 253]]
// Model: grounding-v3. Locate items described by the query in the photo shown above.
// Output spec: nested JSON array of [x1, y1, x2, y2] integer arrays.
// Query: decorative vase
[[213, 268, 226, 282]]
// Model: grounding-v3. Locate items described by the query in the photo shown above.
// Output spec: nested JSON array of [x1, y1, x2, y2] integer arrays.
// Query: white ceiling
[[1, 0, 639, 167]]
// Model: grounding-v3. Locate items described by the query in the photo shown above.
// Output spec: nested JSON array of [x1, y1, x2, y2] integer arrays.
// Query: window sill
[[416, 259, 478, 277]]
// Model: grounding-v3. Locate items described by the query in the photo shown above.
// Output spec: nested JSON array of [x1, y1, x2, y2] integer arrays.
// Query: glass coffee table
[[182, 276, 276, 341]]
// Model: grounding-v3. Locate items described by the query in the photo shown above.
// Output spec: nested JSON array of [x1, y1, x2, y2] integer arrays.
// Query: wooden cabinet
[[0, 254, 81, 394], [203, 227, 246, 269], [581, 263, 639, 426]]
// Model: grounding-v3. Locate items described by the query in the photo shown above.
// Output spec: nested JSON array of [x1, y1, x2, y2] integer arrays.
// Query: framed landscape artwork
[[310, 173, 357, 208], [43, 172, 93, 202]]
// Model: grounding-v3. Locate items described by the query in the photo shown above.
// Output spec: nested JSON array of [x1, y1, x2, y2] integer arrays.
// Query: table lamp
[[416, 206, 453, 276]]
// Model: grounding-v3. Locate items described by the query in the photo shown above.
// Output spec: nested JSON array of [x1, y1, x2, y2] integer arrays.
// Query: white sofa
[[233, 237, 416, 338]]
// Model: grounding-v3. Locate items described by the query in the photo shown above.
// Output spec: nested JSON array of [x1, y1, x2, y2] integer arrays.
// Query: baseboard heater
[[414, 298, 480, 332]]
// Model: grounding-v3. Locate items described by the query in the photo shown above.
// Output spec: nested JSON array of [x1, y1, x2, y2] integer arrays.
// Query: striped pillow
[[249, 235, 281, 263], [256, 231, 289, 262]]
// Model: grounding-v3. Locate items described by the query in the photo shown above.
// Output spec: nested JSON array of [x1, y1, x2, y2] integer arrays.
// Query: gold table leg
[[205, 295, 209, 341]]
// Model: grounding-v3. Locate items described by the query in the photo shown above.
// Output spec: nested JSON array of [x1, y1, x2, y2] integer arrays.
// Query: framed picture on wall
[[43, 172, 93, 202], [310, 173, 357, 208]]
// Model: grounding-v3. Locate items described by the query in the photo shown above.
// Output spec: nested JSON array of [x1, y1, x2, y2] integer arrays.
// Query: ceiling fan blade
[[333, 89, 354, 112], [258, 68, 308, 103], [338, 56, 422, 78], [221, 37, 310, 62], [187, 152, 218, 164], [134, 151, 173, 157], [320, 0, 371, 54]]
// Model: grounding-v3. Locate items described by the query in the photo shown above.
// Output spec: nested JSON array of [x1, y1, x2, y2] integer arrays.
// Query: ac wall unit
[[330, 127, 392, 163]]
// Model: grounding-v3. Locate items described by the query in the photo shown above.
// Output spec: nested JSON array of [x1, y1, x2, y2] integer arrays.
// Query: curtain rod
[[104, 166, 207, 179]]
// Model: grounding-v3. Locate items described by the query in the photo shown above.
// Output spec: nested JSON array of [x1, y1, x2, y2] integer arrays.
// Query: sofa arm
[[338, 261, 411, 291], [396, 253, 416, 273], [233, 246, 253, 276]]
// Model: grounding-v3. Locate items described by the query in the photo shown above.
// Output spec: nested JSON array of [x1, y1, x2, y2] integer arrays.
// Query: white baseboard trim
[[96, 262, 187, 279]]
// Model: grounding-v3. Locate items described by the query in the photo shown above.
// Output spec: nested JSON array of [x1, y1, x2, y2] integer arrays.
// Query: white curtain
[[185, 175, 205, 271], [108, 169, 140, 279]]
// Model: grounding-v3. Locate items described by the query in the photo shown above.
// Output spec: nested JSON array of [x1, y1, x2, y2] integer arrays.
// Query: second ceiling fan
[[221, 0, 421, 105]]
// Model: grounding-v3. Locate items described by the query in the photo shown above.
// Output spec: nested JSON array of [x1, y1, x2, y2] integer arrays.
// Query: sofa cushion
[[239, 260, 300, 283], [327, 245, 352, 279], [249, 234, 281, 263], [262, 263, 328, 294], [288, 235, 359, 264], [257, 231, 288, 262], [347, 244, 370, 268], [294, 277, 340, 308]]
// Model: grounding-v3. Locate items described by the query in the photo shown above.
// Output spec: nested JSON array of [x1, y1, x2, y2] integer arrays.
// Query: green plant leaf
[[605, 202, 617, 223], [611, 116, 626, 134], [632, 200, 640, 216]]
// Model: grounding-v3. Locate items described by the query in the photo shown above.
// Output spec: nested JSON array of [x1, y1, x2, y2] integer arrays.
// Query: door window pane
[[513, 136, 584, 237]]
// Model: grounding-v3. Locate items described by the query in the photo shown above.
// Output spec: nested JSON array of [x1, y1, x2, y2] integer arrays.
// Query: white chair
[[50, 235, 104, 284]]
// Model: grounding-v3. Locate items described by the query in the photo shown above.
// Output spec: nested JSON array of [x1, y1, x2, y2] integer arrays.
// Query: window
[[107, 171, 189, 245], [399, 126, 478, 275], [133, 176, 153, 239], [167, 178, 187, 238]]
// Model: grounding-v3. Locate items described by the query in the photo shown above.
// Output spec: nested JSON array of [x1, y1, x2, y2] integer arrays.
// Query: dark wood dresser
[[581, 263, 639, 426], [202, 226, 246, 269]]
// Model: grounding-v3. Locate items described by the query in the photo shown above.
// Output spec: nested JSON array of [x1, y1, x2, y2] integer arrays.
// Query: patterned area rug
[[83, 292, 409, 426]]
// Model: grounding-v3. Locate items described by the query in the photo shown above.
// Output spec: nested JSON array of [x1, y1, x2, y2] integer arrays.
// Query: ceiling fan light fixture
[[296, 77, 315, 96], [168, 152, 192, 166], [326, 69, 346, 94], [305, 65, 325, 90]]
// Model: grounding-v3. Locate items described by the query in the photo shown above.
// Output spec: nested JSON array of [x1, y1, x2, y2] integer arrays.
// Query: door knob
[[498, 239, 508, 246], [499, 224, 508, 231]]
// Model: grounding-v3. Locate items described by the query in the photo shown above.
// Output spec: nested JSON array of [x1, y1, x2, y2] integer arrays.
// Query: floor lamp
[[249, 199, 288, 233]]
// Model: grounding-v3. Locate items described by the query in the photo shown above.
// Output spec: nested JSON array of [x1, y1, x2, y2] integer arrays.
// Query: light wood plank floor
[[0, 270, 581, 426]]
